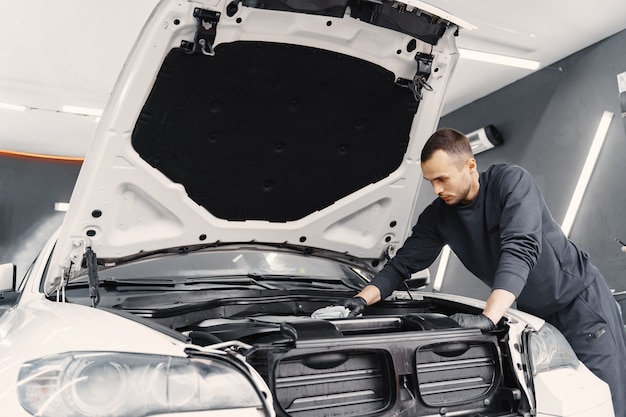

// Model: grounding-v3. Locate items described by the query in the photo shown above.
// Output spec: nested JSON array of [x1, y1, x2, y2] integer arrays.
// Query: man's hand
[[340, 297, 367, 317], [450, 313, 496, 331]]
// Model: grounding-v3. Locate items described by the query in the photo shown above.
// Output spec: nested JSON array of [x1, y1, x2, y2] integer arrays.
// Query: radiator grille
[[416, 342, 497, 406], [274, 351, 392, 417]]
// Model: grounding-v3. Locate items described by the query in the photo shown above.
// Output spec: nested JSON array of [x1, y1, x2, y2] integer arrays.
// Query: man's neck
[[461, 170, 480, 205]]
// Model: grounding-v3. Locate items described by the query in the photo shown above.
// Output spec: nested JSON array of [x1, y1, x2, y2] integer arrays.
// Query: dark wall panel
[[421, 29, 626, 297], [0, 155, 81, 282]]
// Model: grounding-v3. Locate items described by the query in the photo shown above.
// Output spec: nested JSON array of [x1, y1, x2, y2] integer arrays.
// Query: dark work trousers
[[546, 277, 626, 417]]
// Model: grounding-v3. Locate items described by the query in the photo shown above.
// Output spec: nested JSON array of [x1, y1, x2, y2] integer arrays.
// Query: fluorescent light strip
[[0, 102, 102, 118], [0, 102, 28, 112], [561, 111, 614, 236], [61, 105, 103, 117], [433, 245, 451, 291], [459, 48, 540, 70], [54, 202, 70, 212]]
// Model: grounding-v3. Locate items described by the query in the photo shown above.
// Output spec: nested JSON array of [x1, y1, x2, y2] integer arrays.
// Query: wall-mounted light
[[433, 245, 451, 292], [618, 71, 626, 118], [54, 202, 70, 212], [466, 124, 503, 154], [560, 111, 613, 236], [459, 48, 540, 70]]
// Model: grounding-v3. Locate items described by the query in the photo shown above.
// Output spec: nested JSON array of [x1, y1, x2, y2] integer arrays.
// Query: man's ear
[[467, 157, 477, 173]]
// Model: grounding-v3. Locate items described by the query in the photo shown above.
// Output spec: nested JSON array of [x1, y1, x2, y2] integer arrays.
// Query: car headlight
[[17, 351, 266, 417], [528, 322, 580, 374]]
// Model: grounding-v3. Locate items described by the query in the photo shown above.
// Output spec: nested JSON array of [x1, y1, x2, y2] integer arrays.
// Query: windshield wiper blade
[[69, 276, 279, 290], [66, 278, 179, 288], [99, 278, 178, 288], [246, 273, 361, 290], [184, 275, 279, 289], [185, 275, 339, 290]]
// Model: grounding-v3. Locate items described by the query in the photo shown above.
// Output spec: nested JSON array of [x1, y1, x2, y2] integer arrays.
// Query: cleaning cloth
[[311, 305, 351, 319]]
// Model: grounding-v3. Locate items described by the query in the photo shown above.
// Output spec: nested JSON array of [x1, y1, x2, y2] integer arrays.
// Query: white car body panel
[[533, 367, 614, 416], [0, 302, 274, 417]]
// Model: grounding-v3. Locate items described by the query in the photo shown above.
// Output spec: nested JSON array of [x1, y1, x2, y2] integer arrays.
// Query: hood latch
[[181, 8, 221, 56]]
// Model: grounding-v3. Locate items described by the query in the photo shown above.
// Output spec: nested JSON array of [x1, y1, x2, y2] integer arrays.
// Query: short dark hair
[[421, 128, 473, 167]]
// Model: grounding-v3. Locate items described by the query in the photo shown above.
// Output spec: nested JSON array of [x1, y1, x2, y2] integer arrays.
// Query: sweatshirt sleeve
[[492, 166, 543, 297], [369, 204, 445, 299]]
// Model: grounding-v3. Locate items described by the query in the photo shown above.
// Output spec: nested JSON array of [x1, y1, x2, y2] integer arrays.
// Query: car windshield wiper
[[95, 241, 317, 267], [69, 274, 359, 291], [245, 273, 361, 290], [183, 274, 353, 290], [183, 275, 280, 290], [67, 278, 178, 288], [67, 277, 279, 293], [69, 274, 285, 290], [100, 278, 179, 287]]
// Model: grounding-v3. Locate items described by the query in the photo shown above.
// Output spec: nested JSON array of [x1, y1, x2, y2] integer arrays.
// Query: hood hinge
[[63, 239, 90, 279], [181, 7, 221, 56], [52, 238, 91, 300], [85, 247, 100, 308]]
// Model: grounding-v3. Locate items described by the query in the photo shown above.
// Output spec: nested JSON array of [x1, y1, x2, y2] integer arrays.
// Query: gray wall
[[0, 156, 81, 281], [420, 29, 626, 298]]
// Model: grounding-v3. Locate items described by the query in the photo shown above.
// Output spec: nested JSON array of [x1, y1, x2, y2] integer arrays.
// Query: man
[[343, 127, 626, 417]]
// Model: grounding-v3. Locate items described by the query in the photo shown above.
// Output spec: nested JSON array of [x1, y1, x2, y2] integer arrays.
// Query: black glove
[[340, 296, 367, 317], [450, 313, 495, 331]]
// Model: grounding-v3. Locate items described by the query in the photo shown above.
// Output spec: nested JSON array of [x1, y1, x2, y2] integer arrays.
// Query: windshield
[[73, 247, 372, 290]]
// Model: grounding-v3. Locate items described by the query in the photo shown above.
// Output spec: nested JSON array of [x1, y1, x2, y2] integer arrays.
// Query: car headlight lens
[[528, 322, 580, 374], [17, 352, 266, 417]]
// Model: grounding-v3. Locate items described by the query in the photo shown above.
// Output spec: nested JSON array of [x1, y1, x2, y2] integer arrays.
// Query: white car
[[0, 1, 614, 416]]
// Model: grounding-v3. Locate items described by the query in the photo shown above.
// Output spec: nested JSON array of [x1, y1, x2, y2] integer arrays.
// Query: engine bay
[[175, 300, 528, 417], [59, 271, 529, 416]]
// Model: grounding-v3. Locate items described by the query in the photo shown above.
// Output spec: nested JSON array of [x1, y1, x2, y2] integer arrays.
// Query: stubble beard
[[444, 181, 472, 206]]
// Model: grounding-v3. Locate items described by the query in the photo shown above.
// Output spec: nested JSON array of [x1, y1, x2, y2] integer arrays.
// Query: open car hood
[[45, 0, 467, 292]]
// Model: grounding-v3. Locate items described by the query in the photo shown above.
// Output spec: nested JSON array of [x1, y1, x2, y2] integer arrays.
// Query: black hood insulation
[[132, 41, 418, 222]]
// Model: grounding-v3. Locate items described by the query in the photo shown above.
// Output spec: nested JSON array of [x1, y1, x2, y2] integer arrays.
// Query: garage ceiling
[[1, 0, 626, 157]]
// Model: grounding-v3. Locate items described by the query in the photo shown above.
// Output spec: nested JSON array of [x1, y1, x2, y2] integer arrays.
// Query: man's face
[[421, 149, 477, 205]]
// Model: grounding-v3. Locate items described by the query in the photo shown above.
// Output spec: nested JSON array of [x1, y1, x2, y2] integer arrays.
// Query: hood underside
[[46, 0, 462, 290], [133, 41, 416, 222]]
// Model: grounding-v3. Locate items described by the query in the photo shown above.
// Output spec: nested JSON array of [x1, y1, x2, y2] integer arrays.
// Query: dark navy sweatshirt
[[370, 164, 598, 317]]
